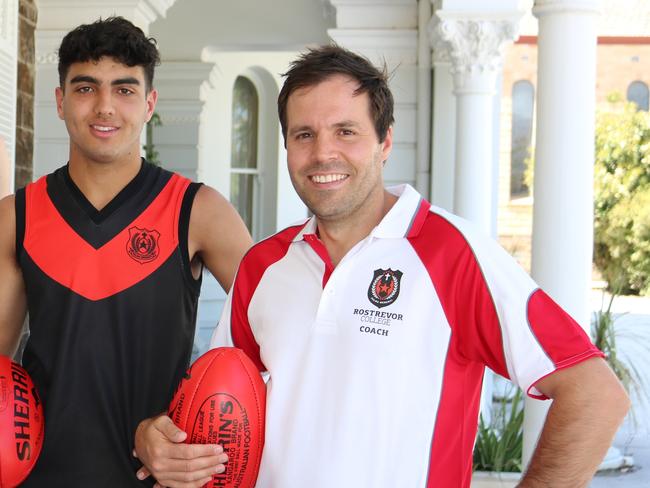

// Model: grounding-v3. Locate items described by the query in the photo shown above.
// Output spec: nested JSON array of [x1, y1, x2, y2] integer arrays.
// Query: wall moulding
[[533, 0, 600, 17], [35, 0, 176, 30]]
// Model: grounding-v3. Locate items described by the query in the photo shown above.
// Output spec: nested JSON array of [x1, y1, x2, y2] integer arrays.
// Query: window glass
[[230, 77, 259, 233], [627, 81, 649, 111]]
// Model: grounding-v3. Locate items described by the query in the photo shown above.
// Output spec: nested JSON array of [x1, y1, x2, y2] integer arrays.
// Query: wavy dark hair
[[58, 16, 160, 91], [278, 44, 394, 145]]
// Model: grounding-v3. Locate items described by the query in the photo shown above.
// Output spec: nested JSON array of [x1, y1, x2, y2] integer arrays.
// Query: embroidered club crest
[[127, 227, 160, 264], [368, 268, 403, 308]]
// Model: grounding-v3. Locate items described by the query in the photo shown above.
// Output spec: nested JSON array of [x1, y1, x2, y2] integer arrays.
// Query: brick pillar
[[15, 0, 37, 189]]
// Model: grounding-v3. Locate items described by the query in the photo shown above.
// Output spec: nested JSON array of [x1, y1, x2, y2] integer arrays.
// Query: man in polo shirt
[[137, 45, 629, 488]]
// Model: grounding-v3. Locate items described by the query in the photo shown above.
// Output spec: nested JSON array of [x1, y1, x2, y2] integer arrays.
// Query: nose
[[312, 133, 338, 163], [94, 87, 115, 117]]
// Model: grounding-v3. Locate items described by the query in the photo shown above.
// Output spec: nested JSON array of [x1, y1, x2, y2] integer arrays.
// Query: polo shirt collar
[[292, 184, 429, 243], [371, 184, 428, 238]]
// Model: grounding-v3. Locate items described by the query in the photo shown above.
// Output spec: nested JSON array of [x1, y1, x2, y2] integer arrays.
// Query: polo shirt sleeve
[[210, 289, 235, 348], [444, 218, 603, 399], [210, 270, 266, 372]]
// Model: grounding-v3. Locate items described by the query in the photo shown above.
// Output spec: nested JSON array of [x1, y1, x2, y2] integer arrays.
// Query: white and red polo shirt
[[211, 184, 602, 488]]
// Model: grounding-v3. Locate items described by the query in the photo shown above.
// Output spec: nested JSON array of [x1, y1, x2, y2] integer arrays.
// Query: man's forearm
[[518, 363, 629, 487]]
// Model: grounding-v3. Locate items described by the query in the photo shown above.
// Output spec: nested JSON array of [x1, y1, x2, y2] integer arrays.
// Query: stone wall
[[15, 0, 37, 189]]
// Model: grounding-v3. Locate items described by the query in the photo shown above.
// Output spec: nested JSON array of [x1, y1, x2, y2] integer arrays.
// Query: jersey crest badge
[[127, 227, 160, 264], [368, 268, 403, 308]]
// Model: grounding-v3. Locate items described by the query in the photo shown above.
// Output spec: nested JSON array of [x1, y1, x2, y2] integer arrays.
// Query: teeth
[[311, 174, 347, 184], [93, 125, 116, 132]]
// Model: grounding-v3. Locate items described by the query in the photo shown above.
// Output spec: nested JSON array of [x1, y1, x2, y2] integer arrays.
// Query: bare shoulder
[[190, 185, 232, 221], [188, 185, 252, 291]]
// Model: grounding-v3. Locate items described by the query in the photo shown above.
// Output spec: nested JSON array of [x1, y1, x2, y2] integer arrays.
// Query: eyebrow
[[333, 120, 361, 129], [288, 120, 362, 136], [69, 75, 141, 86], [288, 125, 312, 136]]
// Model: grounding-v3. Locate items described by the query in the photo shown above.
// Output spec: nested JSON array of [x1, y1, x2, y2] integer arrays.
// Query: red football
[[168, 347, 266, 488], [0, 356, 44, 488]]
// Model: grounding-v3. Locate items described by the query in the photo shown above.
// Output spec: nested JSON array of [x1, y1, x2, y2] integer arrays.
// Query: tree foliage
[[594, 96, 650, 295]]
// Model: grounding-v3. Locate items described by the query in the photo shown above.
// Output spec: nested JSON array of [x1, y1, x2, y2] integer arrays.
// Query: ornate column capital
[[426, 11, 451, 65], [434, 15, 521, 93]]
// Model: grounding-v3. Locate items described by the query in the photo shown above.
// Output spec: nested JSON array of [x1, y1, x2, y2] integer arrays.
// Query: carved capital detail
[[426, 12, 451, 65], [437, 18, 519, 90], [37, 51, 59, 65]]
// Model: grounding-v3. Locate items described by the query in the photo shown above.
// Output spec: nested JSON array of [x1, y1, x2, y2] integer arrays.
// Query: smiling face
[[286, 74, 392, 225], [55, 56, 157, 168]]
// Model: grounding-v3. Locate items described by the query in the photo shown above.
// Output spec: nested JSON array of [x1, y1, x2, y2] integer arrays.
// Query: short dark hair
[[58, 16, 160, 91], [278, 44, 394, 145]]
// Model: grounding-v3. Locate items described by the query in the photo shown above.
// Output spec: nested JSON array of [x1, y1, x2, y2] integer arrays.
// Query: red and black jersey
[[16, 161, 202, 487]]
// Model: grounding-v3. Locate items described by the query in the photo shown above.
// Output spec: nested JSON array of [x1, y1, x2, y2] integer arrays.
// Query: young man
[[0, 17, 251, 487], [138, 46, 629, 487]]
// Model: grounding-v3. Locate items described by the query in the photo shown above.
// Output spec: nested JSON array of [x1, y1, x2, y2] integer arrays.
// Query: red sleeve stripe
[[526, 289, 604, 398], [231, 224, 306, 372], [409, 212, 506, 487]]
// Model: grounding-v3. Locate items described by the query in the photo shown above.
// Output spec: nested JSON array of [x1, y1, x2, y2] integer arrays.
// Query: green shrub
[[473, 386, 524, 473], [592, 292, 650, 426], [143, 112, 162, 165], [594, 99, 650, 295]]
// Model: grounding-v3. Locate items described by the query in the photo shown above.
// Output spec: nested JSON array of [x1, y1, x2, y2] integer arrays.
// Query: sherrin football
[[168, 347, 266, 488], [0, 356, 44, 488]]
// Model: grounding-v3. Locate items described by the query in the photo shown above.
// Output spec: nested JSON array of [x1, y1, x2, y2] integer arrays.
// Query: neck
[[67, 156, 142, 211], [316, 188, 397, 267]]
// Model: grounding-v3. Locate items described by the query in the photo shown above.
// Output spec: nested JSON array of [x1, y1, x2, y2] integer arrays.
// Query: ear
[[55, 87, 65, 121], [380, 126, 393, 164], [145, 88, 158, 122]]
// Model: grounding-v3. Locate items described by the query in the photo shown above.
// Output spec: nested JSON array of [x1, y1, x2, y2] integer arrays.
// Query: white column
[[328, 0, 419, 189], [427, 6, 456, 212], [416, 0, 432, 199], [34, 0, 175, 179], [435, 9, 524, 235], [0, 0, 18, 195], [523, 0, 599, 467], [153, 62, 213, 181]]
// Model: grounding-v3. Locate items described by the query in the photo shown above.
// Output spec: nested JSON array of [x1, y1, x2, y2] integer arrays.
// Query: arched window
[[627, 81, 649, 111], [510, 80, 535, 198], [230, 76, 259, 236]]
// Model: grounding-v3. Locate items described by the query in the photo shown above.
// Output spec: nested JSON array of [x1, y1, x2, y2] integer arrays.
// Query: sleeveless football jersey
[[16, 161, 202, 487]]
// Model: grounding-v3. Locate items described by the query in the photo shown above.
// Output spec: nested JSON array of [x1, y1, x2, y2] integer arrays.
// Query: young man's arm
[[0, 195, 28, 357], [518, 356, 629, 487], [187, 185, 253, 290], [134, 185, 251, 488]]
